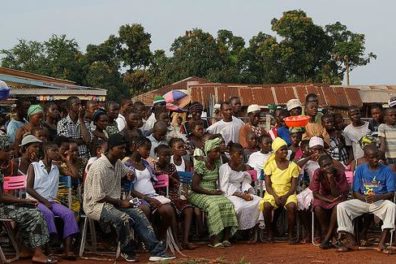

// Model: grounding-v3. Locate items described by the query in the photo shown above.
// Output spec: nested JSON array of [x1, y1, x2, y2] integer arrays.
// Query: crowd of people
[[0, 91, 396, 263]]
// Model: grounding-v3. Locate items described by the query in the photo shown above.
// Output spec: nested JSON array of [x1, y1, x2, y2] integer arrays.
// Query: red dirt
[[15, 242, 396, 264]]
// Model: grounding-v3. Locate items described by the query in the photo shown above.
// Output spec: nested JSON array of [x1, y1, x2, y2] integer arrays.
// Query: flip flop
[[32, 256, 58, 264], [208, 242, 224, 248], [222, 240, 232, 247]]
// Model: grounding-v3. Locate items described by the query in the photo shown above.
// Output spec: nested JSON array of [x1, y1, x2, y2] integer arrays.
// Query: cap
[[108, 133, 127, 149], [213, 104, 221, 110], [309, 136, 324, 148], [286, 99, 302, 111], [389, 96, 396, 108], [20, 135, 42, 147], [153, 96, 166, 105], [247, 104, 260, 114]]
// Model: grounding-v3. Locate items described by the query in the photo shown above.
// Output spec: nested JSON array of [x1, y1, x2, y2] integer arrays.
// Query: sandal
[[182, 242, 198, 250], [222, 240, 232, 247], [319, 240, 334, 250], [208, 242, 224, 248], [32, 256, 58, 264]]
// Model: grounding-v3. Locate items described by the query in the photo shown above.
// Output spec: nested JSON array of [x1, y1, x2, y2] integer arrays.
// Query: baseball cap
[[20, 135, 42, 147], [388, 96, 396, 108], [309, 136, 324, 148], [286, 99, 302, 111], [247, 104, 261, 114]]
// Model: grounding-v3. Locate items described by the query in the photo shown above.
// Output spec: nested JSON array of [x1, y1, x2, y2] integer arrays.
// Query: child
[[272, 109, 291, 145], [169, 138, 191, 172], [368, 104, 384, 136], [247, 134, 272, 180], [154, 144, 197, 250], [311, 155, 349, 249], [322, 113, 349, 165], [288, 127, 304, 161], [187, 120, 205, 151], [260, 137, 300, 244], [84, 140, 107, 181], [378, 108, 396, 167], [244, 131, 259, 161], [26, 142, 79, 260], [31, 127, 49, 143], [147, 121, 168, 158], [303, 100, 329, 145]]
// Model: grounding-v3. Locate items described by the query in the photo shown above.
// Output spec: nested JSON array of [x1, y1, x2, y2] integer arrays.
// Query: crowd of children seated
[[1, 91, 396, 263]]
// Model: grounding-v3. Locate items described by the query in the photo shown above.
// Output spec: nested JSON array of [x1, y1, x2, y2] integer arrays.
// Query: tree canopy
[[1, 10, 376, 100]]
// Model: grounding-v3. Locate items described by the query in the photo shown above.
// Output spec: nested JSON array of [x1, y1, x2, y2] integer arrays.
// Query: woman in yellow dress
[[260, 137, 300, 244]]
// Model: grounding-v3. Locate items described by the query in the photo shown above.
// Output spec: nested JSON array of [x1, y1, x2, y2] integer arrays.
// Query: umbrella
[[163, 90, 191, 108]]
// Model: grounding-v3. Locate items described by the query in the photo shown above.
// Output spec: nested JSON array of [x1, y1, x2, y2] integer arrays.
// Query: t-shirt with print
[[343, 122, 370, 160], [378, 123, 396, 159], [352, 163, 395, 195]]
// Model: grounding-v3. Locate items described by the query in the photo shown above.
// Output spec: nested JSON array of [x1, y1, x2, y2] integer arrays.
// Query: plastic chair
[[153, 174, 169, 197], [0, 176, 27, 263], [58, 176, 72, 209], [177, 171, 193, 185]]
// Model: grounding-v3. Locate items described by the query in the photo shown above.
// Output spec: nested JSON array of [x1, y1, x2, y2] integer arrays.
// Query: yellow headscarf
[[263, 137, 287, 171]]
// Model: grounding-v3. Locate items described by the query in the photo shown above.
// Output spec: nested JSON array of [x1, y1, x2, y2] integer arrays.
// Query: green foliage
[[0, 10, 376, 100]]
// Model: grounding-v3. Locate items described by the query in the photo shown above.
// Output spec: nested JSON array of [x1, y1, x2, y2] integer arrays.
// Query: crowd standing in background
[[1, 91, 396, 263]]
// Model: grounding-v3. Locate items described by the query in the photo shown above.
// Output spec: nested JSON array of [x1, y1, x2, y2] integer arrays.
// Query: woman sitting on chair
[[0, 135, 57, 264]]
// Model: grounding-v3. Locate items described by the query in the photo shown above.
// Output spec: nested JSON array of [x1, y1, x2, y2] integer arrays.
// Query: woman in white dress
[[219, 143, 261, 231]]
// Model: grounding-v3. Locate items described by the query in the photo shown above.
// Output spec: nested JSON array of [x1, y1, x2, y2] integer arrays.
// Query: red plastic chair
[[1, 175, 27, 263]]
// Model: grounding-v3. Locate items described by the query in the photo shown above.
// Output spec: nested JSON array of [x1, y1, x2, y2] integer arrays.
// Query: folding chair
[[0, 175, 27, 263], [153, 174, 184, 256]]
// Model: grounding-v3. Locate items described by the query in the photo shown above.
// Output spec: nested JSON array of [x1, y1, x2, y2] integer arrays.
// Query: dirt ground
[[13, 242, 396, 264]]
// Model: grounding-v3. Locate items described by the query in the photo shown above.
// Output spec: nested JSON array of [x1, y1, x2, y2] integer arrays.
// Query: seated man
[[83, 133, 174, 262], [337, 144, 396, 253]]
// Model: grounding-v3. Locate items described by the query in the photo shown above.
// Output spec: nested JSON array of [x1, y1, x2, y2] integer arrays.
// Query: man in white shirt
[[141, 96, 167, 133], [116, 98, 133, 131], [207, 102, 244, 145], [343, 107, 370, 161]]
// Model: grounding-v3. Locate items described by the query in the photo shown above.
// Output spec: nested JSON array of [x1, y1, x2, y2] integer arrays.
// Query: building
[[0, 67, 106, 103]]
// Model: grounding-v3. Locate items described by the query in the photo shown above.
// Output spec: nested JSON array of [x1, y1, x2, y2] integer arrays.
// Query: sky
[[1, 0, 395, 85]]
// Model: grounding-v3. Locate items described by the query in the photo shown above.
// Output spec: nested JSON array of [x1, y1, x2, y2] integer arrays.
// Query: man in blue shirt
[[337, 144, 396, 253]]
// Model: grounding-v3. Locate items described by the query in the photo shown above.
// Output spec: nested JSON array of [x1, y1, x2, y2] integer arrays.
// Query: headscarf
[[359, 135, 375, 149], [289, 127, 305, 134], [204, 137, 222, 155], [263, 137, 287, 171], [27, 104, 43, 117]]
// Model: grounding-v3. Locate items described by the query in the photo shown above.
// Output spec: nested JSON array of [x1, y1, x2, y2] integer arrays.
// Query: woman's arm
[[26, 164, 51, 207], [191, 172, 220, 195], [284, 177, 298, 199], [264, 174, 277, 198]]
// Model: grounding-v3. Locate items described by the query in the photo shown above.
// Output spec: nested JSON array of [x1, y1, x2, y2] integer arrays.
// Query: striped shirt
[[378, 123, 396, 159]]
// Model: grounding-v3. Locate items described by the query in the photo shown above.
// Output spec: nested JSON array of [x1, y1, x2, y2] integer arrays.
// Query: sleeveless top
[[27, 161, 59, 201], [170, 155, 186, 172]]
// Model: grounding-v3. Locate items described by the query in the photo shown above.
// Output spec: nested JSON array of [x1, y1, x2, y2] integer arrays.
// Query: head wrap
[[289, 127, 305, 134], [189, 102, 203, 113], [204, 137, 222, 155], [153, 96, 165, 105], [359, 135, 375, 148], [263, 137, 287, 172], [309, 136, 324, 148], [27, 104, 43, 117]]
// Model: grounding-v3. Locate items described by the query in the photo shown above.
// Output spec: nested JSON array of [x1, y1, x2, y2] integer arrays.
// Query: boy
[[303, 100, 329, 145], [343, 107, 370, 162], [337, 145, 395, 253], [322, 113, 349, 165], [378, 108, 396, 166]]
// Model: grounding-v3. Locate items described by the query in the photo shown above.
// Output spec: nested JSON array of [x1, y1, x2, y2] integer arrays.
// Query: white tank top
[[134, 168, 156, 196], [170, 155, 186, 171], [27, 161, 59, 201]]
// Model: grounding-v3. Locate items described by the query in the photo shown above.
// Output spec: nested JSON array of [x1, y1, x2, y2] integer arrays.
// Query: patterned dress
[[0, 173, 49, 248], [188, 160, 238, 237]]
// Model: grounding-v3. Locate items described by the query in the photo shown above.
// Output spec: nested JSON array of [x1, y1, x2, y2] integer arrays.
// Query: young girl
[[187, 120, 205, 151], [124, 137, 178, 242], [219, 143, 261, 233], [91, 110, 109, 155], [244, 132, 258, 161], [169, 138, 191, 172], [154, 144, 197, 250], [260, 137, 300, 244], [247, 134, 273, 181], [189, 138, 238, 248], [26, 142, 79, 260], [289, 127, 304, 161]]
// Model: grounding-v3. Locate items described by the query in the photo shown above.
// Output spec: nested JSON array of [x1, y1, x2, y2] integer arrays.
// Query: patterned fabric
[[188, 160, 238, 236], [106, 120, 120, 136], [0, 173, 49, 248], [154, 163, 191, 214], [328, 136, 349, 164], [57, 115, 91, 158]]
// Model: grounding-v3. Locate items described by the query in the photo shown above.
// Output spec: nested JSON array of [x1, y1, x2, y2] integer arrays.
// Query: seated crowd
[[1, 93, 396, 263]]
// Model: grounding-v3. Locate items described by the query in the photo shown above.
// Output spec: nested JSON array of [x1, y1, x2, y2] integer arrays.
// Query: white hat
[[309, 136, 324, 148], [389, 96, 396, 108], [247, 104, 260, 114], [213, 104, 221, 110], [20, 135, 42, 147], [286, 99, 302, 111]]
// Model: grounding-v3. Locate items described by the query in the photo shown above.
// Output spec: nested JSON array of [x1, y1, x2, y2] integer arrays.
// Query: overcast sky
[[2, 0, 395, 85]]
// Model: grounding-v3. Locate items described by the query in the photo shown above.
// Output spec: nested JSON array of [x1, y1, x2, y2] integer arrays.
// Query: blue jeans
[[100, 204, 165, 256]]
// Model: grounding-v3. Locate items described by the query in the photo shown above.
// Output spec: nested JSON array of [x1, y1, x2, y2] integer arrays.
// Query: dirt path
[[15, 242, 396, 264]]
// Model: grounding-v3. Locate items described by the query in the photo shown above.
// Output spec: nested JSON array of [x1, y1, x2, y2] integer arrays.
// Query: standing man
[[116, 98, 134, 131], [207, 101, 244, 145], [229, 96, 242, 118], [239, 104, 266, 148], [142, 96, 167, 133], [83, 134, 174, 262], [57, 96, 91, 159]]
